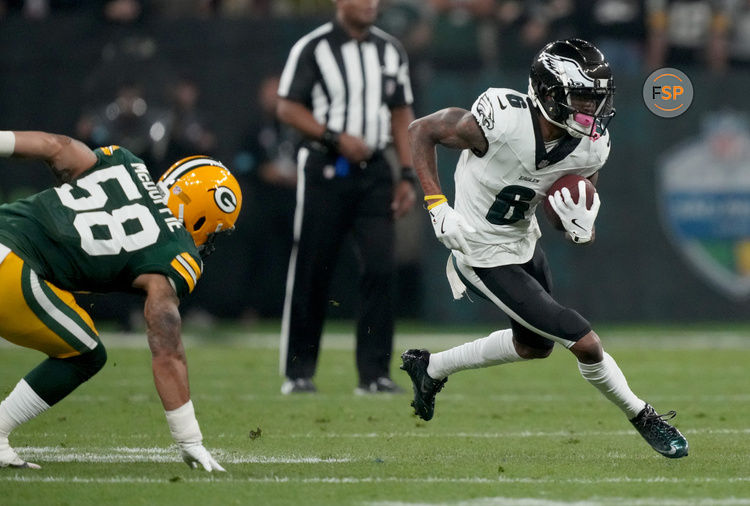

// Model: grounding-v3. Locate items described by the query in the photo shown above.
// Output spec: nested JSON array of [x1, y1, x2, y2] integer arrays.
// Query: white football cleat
[[0, 438, 41, 469]]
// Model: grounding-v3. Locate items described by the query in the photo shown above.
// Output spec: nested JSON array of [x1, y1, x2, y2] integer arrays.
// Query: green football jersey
[[0, 146, 202, 298]]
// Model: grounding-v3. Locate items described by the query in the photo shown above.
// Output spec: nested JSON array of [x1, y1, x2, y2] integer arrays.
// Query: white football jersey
[[453, 87, 610, 267]]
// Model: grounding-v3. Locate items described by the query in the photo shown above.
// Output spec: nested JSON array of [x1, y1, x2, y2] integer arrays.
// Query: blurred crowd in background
[[2, 0, 750, 327], [4, 0, 750, 73]]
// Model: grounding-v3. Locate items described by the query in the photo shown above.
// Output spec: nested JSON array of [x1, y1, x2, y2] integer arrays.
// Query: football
[[543, 174, 597, 231]]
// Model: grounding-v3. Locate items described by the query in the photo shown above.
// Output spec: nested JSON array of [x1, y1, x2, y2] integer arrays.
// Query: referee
[[276, 0, 417, 395]]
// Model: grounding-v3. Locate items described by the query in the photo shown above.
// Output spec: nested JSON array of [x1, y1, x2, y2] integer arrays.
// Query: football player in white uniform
[[401, 39, 689, 459]]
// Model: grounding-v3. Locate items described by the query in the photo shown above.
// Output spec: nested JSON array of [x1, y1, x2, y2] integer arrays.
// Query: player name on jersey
[[132, 163, 183, 233]]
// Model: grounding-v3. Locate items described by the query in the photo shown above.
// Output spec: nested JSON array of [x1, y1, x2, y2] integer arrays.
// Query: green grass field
[[1, 322, 749, 505]]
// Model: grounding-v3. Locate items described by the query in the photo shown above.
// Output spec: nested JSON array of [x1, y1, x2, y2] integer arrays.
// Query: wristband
[[0, 131, 16, 157], [400, 166, 418, 186], [165, 400, 203, 445], [321, 128, 340, 151], [424, 194, 447, 210]]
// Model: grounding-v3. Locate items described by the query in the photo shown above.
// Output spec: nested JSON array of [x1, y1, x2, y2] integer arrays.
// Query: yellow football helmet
[[159, 155, 242, 256]]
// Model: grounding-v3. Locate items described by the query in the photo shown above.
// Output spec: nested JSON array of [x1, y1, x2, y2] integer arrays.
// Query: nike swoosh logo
[[440, 217, 446, 234], [571, 218, 586, 230], [659, 446, 677, 456]]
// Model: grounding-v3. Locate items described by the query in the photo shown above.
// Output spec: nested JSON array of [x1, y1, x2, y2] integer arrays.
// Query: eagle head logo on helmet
[[159, 155, 243, 257], [528, 38, 616, 140]]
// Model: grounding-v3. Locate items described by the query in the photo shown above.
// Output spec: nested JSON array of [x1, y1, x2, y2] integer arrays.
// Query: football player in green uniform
[[0, 130, 242, 470]]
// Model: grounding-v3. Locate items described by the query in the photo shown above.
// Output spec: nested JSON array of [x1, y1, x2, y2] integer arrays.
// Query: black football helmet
[[528, 38, 615, 139]]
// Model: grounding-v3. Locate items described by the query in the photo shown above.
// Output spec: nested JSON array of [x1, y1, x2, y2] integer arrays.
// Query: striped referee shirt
[[278, 20, 413, 152]]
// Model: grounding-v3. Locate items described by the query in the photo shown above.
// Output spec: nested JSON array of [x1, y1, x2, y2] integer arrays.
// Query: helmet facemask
[[198, 227, 234, 259], [529, 77, 615, 140], [560, 87, 615, 139]]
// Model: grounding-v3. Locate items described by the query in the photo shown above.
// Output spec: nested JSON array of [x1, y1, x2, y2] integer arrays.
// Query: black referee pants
[[281, 147, 396, 384]]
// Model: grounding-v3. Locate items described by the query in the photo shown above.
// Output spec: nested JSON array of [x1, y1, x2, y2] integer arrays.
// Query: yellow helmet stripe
[[179, 253, 202, 280], [170, 258, 197, 293], [160, 156, 207, 185]]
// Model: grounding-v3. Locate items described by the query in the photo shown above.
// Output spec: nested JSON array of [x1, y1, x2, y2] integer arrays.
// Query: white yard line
[[12, 447, 351, 464], [369, 498, 750, 506], [1, 475, 749, 488], [258, 427, 750, 438], [19, 427, 750, 441], [60, 393, 750, 404]]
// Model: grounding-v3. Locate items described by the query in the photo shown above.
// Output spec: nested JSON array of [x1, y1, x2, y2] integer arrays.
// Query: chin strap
[[198, 241, 215, 259], [198, 227, 235, 259]]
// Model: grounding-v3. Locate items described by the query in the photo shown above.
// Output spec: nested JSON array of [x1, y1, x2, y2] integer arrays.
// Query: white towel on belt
[[445, 254, 467, 300]]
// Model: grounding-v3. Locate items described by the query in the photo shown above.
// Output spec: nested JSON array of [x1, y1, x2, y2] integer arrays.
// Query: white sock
[[578, 352, 646, 419], [0, 380, 50, 438], [427, 329, 524, 380]]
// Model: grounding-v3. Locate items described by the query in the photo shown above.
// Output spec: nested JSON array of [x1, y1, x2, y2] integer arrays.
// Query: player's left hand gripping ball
[[428, 201, 476, 254], [547, 180, 600, 243]]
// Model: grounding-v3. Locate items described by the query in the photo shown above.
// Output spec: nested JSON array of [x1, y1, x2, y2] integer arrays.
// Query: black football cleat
[[354, 377, 404, 395], [280, 377, 317, 395], [630, 403, 689, 458], [400, 349, 447, 421]]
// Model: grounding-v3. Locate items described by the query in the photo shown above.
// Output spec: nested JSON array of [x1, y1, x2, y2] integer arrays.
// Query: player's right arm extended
[[407, 108, 485, 254], [1, 130, 97, 183], [133, 273, 225, 472]]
